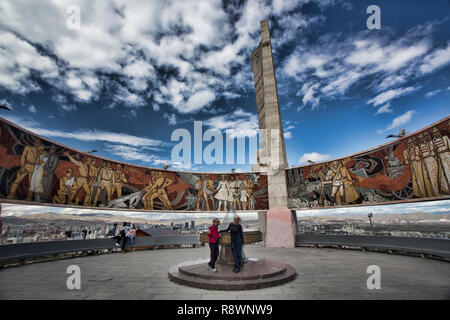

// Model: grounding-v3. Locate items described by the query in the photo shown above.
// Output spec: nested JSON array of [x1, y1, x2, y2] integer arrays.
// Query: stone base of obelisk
[[217, 243, 242, 265], [265, 207, 297, 248]]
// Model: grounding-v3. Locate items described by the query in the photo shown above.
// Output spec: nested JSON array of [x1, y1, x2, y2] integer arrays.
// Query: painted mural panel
[[0, 118, 268, 211], [287, 117, 450, 208]]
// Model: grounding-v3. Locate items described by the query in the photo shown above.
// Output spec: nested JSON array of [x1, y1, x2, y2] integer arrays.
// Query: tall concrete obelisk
[[251, 19, 289, 210], [252, 19, 296, 248]]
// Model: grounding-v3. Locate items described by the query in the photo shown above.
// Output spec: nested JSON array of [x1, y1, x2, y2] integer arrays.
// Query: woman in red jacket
[[207, 218, 221, 272]]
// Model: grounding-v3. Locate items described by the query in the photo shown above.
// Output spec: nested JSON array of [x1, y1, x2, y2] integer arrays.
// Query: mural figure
[[418, 133, 440, 197], [228, 175, 237, 209], [215, 175, 229, 211], [240, 186, 249, 210], [404, 137, 426, 197], [2, 115, 447, 211], [431, 127, 450, 194], [93, 161, 114, 205], [142, 171, 173, 210], [7, 138, 42, 201], [232, 187, 241, 210], [312, 164, 331, 206], [64, 152, 92, 206], [112, 164, 127, 199], [52, 168, 76, 204], [87, 157, 99, 206], [195, 175, 215, 211], [29, 144, 48, 201], [326, 161, 359, 205], [41, 145, 59, 201], [244, 174, 259, 210]]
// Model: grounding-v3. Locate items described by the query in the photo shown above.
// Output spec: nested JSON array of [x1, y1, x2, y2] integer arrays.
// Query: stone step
[[168, 260, 296, 290], [178, 260, 287, 281]]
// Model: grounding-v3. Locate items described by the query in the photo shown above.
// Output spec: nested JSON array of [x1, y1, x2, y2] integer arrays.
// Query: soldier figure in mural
[[431, 127, 450, 194], [41, 145, 59, 202], [87, 157, 99, 206], [92, 161, 114, 206], [404, 136, 426, 197], [142, 171, 173, 210], [326, 161, 359, 206], [7, 138, 42, 201], [112, 164, 127, 199], [52, 168, 76, 204], [418, 133, 440, 197], [64, 151, 92, 206], [29, 144, 48, 201], [312, 164, 331, 206]]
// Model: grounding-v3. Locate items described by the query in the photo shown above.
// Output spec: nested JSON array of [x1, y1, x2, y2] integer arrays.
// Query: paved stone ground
[[0, 245, 449, 300]]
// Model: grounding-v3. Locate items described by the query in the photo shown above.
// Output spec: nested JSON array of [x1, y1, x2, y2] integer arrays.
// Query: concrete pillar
[[251, 19, 288, 210], [266, 207, 296, 248], [257, 210, 267, 245]]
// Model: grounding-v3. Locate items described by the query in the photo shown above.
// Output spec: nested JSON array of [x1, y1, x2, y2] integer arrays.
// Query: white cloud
[[0, 98, 13, 110], [105, 144, 160, 163], [283, 23, 437, 109], [375, 103, 393, 115], [61, 104, 77, 112], [379, 110, 415, 133], [28, 105, 37, 114], [184, 89, 216, 114], [204, 108, 258, 139], [368, 86, 417, 106], [3, 114, 163, 148], [163, 113, 177, 125], [420, 42, 450, 74], [0, 29, 59, 94], [299, 152, 331, 164], [425, 89, 441, 98], [0, 0, 339, 115]]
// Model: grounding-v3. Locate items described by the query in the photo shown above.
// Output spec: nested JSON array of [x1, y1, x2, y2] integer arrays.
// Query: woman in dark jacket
[[221, 215, 244, 273]]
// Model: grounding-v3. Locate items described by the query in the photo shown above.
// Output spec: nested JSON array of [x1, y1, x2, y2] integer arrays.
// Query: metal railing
[[0, 235, 200, 265], [296, 234, 450, 260]]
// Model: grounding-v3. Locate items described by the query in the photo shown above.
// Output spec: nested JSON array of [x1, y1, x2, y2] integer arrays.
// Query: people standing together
[[107, 222, 136, 252], [208, 216, 245, 273]]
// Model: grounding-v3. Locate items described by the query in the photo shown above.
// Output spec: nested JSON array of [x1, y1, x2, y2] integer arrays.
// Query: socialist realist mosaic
[[286, 117, 450, 208], [0, 117, 268, 211]]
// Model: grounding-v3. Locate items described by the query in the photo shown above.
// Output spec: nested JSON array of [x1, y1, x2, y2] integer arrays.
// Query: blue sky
[[0, 0, 449, 173]]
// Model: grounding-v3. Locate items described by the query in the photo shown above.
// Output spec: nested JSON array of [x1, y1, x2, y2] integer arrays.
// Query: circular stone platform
[[168, 258, 297, 290]]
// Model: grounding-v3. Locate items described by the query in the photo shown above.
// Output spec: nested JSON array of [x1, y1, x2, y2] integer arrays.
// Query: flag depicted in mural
[[0, 117, 268, 211], [287, 117, 450, 208]]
